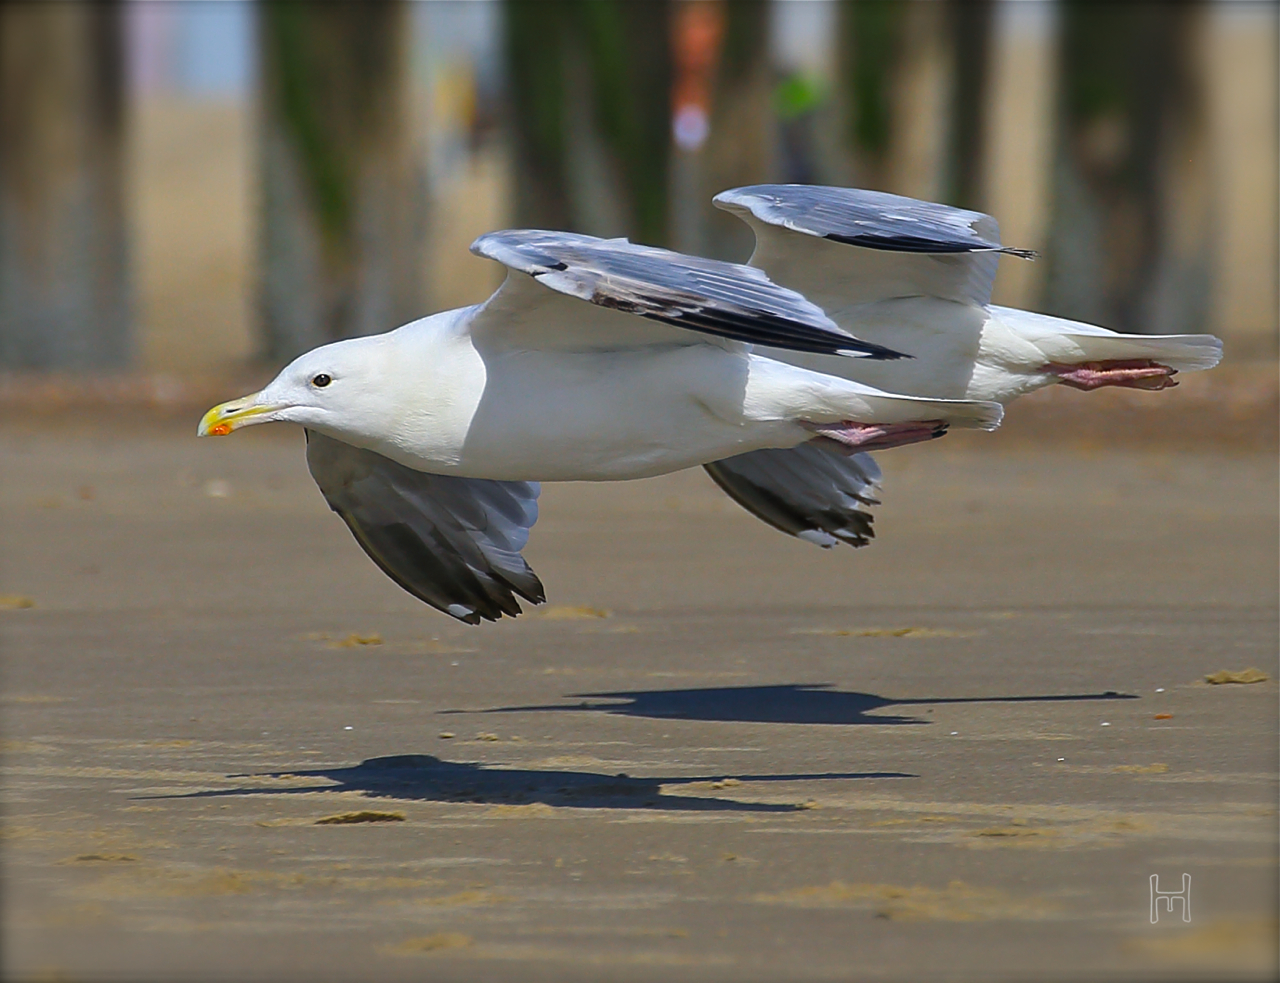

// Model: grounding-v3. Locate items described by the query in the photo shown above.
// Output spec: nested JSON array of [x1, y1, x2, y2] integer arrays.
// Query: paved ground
[[2, 416, 1277, 982]]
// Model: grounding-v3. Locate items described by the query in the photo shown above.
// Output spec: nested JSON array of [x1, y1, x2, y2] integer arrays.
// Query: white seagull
[[700, 185, 1224, 550], [199, 230, 1003, 623], [716, 184, 1223, 403]]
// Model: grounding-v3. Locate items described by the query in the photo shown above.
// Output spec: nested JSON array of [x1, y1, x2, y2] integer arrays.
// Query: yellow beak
[[197, 392, 277, 437]]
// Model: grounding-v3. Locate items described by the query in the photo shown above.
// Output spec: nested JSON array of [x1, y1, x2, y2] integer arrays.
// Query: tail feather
[[847, 391, 1004, 432], [1054, 333, 1223, 373], [989, 305, 1223, 373]]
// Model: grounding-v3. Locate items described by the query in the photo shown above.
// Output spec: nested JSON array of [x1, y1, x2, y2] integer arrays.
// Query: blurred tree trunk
[[1045, 1, 1210, 335], [835, 0, 951, 199], [982, 0, 1059, 308], [882, 1, 951, 202], [834, 0, 903, 192], [258, 1, 425, 362], [505, 0, 672, 245], [0, 2, 129, 369], [945, 0, 994, 210], [504, 1, 573, 232], [834, 1, 994, 208], [701, 0, 772, 262]]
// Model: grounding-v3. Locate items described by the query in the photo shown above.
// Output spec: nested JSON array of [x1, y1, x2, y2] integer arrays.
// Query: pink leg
[[800, 419, 948, 453], [1044, 359, 1178, 391]]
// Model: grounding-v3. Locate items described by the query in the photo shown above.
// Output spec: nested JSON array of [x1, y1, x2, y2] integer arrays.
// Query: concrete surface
[[2, 417, 1277, 981]]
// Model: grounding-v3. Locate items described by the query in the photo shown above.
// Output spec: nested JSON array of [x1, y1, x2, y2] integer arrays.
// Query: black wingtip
[[824, 231, 1039, 263]]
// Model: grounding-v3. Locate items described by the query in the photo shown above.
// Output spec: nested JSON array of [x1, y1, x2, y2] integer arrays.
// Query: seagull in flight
[[715, 184, 1222, 401], [701, 185, 1223, 552], [199, 230, 1002, 623]]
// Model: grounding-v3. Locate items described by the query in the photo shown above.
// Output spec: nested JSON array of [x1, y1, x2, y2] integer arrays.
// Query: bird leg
[[1044, 359, 1178, 391], [800, 419, 948, 454]]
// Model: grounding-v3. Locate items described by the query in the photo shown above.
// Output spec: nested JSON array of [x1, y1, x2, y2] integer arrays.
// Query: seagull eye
[[311, 374, 332, 388]]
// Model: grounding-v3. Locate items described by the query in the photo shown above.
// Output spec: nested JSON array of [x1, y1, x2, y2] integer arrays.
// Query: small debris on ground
[[797, 627, 975, 638], [1204, 668, 1268, 685], [0, 595, 35, 609], [536, 605, 611, 620], [390, 933, 473, 954], [64, 853, 137, 863], [973, 827, 1058, 839], [314, 811, 405, 825], [334, 633, 383, 647]]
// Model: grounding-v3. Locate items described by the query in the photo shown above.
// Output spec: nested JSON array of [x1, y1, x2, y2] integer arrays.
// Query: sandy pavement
[[2, 416, 1276, 981]]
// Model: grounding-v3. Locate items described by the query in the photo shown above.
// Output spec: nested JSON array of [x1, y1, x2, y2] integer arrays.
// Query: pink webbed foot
[[800, 419, 948, 454], [1044, 359, 1178, 391]]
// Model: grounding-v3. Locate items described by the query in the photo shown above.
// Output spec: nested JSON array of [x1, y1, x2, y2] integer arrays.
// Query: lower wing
[[305, 431, 544, 624], [705, 443, 882, 549]]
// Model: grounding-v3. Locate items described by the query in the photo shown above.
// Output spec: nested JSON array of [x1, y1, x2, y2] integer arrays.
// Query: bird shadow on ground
[[449, 683, 1138, 726], [142, 754, 913, 813]]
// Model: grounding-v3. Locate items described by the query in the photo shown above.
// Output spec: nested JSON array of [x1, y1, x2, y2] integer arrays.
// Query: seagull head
[[198, 335, 396, 439]]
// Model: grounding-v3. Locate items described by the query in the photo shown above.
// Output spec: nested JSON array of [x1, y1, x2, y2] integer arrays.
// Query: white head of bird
[[197, 334, 401, 442]]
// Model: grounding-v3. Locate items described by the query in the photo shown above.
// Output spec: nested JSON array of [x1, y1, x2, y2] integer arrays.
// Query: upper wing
[[305, 431, 543, 625], [713, 185, 1035, 310], [468, 229, 906, 359], [704, 442, 882, 549]]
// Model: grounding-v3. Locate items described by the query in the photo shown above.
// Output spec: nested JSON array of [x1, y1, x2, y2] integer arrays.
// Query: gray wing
[[470, 229, 906, 359], [305, 431, 543, 625], [715, 184, 1034, 256], [714, 184, 1034, 309], [704, 442, 882, 549]]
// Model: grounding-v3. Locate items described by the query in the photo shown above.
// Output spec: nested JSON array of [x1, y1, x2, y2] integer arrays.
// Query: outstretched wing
[[468, 229, 906, 359], [305, 431, 543, 625], [704, 442, 882, 549], [713, 184, 1034, 310]]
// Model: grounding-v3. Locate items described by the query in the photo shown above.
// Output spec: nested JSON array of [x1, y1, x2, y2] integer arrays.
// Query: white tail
[[845, 388, 1005, 432], [990, 306, 1224, 373]]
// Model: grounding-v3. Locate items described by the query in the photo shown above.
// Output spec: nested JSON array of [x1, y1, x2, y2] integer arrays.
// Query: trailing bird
[[703, 185, 1222, 551]]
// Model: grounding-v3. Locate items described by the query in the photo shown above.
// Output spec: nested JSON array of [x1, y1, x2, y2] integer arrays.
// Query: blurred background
[[0, 0, 1275, 386]]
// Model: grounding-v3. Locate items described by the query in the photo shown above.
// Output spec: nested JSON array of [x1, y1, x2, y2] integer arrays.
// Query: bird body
[[718, 185, 1223, 404], [271, 303, 999, 483]]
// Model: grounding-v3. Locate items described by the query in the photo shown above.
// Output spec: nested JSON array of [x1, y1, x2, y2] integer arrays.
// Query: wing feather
[[714, 184, 1034, 310], [469, 229, 906, 359], [305, 431, 543, 624], [704, 442, 882, 549]]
